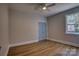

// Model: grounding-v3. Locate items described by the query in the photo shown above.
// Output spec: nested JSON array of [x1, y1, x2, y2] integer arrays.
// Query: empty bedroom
[[0, 3, 79, 56]]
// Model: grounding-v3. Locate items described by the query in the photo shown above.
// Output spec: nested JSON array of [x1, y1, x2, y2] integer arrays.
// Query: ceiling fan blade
[[35, 3, 56, 11], [47, 3, 56, 7]]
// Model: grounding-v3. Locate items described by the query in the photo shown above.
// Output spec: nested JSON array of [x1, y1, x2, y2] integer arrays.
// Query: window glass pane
[[66, 14, 75, 24], [67, 25, 75, 32]]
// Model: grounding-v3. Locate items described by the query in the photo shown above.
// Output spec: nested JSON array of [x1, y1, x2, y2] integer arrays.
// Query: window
[[66, 12, 79, 34]]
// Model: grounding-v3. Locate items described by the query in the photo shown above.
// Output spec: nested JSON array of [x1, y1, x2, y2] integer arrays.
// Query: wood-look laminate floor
[[8, 40, 79, 56]]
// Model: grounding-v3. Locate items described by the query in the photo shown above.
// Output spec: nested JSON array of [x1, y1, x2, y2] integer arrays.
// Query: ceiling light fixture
[[35, 3, 56, 11], [42, 6, 47, 10]]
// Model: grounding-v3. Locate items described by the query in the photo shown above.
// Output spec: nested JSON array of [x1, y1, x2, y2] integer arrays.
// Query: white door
[[39, 22, 47, 40]]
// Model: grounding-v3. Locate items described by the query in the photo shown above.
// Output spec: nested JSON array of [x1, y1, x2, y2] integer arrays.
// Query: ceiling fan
[[35, 3, 56, 11]]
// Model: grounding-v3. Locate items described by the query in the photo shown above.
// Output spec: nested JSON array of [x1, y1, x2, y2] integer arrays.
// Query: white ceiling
[[9, 3, 79, 17]]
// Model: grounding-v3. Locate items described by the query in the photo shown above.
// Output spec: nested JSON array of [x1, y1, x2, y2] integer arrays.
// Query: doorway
[[39, 22, 47, 41]]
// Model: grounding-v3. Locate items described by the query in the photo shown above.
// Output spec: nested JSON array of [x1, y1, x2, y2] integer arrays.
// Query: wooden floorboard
[[8, 40, 79, 56]]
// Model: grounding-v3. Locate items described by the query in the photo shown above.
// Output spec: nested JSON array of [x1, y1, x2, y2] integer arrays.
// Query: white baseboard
[[9, 40, 39, 47], [5, 45, 10, 56], [5, 40, 39, 56], [47, 38, 79, 47]]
